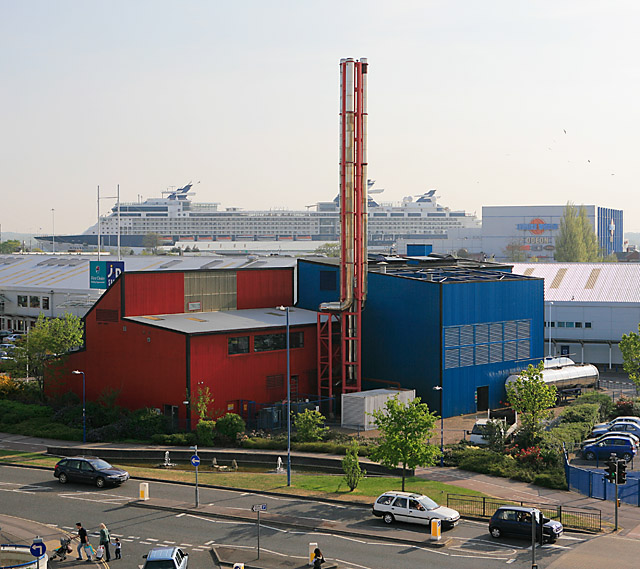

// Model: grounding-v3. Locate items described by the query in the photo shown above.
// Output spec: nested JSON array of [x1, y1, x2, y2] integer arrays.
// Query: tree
[[195, 385, 214, 421], [370, 396, 439, 491], [503, 240, 527, 262], [314, 243, 340, 257], [342, 441, 366, 491], [506, 362, 557, 447], [142, 232, 161, 252], [578, 206, 601, 261], [620, 324, 640, 392], [10, 313, 83, 397], [0, 240, 21, 253], [294, 409, 329, 442], [555, 203, 601, 262]]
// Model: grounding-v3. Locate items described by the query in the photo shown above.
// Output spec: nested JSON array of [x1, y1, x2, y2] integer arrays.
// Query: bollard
[[430, 518, 441, 541], [139, 482, 149, 500], [308, 542, 318, 566]]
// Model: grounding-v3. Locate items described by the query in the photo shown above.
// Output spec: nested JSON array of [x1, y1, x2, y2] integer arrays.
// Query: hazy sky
[[2, 1, 640, 235]]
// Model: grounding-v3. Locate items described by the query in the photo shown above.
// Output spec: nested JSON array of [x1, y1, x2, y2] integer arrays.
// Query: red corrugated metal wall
[[124, 272, 185, 317], [237, 269, 293, 309], [189, 324, 317, 418]]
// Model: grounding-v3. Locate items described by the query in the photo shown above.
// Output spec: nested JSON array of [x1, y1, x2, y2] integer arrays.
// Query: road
[[0, 464, 602, 568]]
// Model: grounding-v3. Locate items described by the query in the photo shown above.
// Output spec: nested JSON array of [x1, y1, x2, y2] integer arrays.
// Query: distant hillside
[[626, 233, 640, 247]]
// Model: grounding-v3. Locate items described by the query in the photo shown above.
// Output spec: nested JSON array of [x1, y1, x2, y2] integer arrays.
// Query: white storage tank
[[341, 388, 416, 431], [506, 357, 599, 392]]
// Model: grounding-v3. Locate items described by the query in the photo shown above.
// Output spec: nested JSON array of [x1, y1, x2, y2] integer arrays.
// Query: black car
[[54, 456, 129, 488], [489, 506, 563, 543]]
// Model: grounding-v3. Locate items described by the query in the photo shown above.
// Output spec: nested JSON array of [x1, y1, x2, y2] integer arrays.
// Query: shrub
[[573, 392, 614, 420], [613, 396, 639, 418], [196, 420, 216, 446], [294, 409, 329, 442], [215, 413, 246, 444], [150, 432, 197, 446], [342, 441, 366, 491], [560, 403, 599, 425]]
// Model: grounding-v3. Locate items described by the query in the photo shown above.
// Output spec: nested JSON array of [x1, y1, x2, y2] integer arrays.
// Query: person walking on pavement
[[99, 522, 111, 562], [312, 547, 325, 568], [75, 522, 91, 562]]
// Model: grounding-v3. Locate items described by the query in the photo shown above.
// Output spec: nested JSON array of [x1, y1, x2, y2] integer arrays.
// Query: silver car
[[372, 491, 460, 528]]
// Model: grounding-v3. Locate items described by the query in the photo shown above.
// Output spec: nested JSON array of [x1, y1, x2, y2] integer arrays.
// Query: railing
[[446, 493, 602, 532]]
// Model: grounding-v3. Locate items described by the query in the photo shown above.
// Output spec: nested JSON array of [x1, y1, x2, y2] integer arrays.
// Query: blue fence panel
[[567, 460, 640, 505]]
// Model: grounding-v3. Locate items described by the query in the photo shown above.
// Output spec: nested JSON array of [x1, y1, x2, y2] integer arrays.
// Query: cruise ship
[[39, 182, 481, 249]]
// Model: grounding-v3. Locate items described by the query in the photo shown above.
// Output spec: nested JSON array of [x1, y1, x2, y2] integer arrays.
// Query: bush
[[150, 432, 197, 446], [215, 413, 246, 444], [559, 403, 599, 425], [342, 441, 366, 491], [294, 409, 329, 442], [573, 392, 614, 420], [196, 420, 216, 446], [612, 396, 640, 418]]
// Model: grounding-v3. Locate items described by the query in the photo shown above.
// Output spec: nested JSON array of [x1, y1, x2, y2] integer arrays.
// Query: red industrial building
[[48, 267, 319, 430]]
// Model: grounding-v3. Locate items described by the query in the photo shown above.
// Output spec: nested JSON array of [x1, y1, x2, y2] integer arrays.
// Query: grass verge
[[0, 451, 486, 504]]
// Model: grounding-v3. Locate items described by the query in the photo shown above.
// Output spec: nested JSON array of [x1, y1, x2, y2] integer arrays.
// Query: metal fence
[[446, 493, 602, 533], [565, 461, 640, 507]]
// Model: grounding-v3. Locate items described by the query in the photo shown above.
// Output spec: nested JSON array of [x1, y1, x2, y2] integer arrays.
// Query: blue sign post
[[31, 537, 46, 568], [190, 446, 200, 507]]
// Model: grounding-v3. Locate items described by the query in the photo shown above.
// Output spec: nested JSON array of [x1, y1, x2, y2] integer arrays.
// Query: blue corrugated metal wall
[[361, 273, 441, 412], [441, 279, 544, 416], [597, 207, 623, 256]]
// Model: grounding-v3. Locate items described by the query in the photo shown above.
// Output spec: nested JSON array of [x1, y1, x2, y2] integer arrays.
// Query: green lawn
[[0, 450, 486, 504]]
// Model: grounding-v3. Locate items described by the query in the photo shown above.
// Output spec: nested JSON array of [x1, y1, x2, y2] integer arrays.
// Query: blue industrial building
[[298, 258, 544, 417]]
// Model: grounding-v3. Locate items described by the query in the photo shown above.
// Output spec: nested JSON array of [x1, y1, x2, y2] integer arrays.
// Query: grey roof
[[125, 307, 318, 334], [511, 263, 640, 303], [0, 254, 296, 292]]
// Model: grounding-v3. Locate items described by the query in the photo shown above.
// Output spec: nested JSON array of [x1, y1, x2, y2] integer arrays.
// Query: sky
[[2, 0, 640, 236]]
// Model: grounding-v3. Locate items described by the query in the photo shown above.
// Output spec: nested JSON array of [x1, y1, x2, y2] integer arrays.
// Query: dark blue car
[[582, 436, 636, 462]]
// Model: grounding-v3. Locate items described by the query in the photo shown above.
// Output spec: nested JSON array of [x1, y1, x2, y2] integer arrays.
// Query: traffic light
[[605, 459, 617, 483], [618, 460, 627, 485]]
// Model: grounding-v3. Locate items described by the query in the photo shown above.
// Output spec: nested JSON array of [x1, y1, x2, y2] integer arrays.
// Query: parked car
[[143, 547, 189, 569], [489, 506, 563, 543], [53, 456, 129, 488], [581, 431, 640, 449], [372, 491, 460, 528], [592, 421, 640, 438], [594, 416, 640, 430], [581, 436, 637, 462], [4, 334, 23, 343]]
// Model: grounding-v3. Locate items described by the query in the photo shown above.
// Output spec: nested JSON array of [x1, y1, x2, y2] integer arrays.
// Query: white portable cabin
[[341, 388, 416, 431], [506, 357, 599, 392]]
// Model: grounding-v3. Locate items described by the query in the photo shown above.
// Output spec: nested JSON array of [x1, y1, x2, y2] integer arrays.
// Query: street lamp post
[[51, 209, 55, 254], [433, 385, 444, 467], [277, 305, 292, 486], [72, 370, 86, 443]]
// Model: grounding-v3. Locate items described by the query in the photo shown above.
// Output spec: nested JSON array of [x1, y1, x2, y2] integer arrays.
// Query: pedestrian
[[312, 547, 325, 568], [99, 523, 111, 562], [114, 537, 122, 559], [75, 522, 92, 562]]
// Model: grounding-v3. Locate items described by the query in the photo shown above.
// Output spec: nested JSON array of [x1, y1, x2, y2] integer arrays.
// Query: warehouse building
[[511, 263, 640, 370]]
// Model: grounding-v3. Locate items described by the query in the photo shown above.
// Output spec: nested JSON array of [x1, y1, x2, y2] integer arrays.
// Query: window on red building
[[228, 336, 249, 355]]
